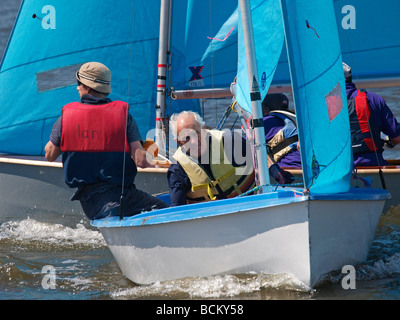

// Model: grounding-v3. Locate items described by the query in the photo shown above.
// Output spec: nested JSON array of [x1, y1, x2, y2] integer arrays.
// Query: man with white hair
[[343, 62, 400, 166], [167, 111, 294, 206]]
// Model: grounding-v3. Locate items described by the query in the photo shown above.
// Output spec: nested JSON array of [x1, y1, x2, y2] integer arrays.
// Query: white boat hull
[[92, 188, 389, 288], [307, 199, 383, 285], [0, 156, 168, 222]]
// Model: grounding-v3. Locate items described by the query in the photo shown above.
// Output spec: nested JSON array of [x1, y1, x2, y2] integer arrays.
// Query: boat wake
[[357, 206, 400, 281], [111, 273, 311, 300], [0, 217, 105, 249], [0, 218, 113, 299]]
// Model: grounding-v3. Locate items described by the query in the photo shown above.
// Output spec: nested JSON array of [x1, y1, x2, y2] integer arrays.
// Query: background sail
[[0, 0, 161, 155], [235, 0, 284, 115], [0, 0, 240, 155], [274, 0, 400, 88], [2, 0, 397, 156], [168, 0, 238, 114], [280, 0, 352, 193], [334, 0, 400, 86]]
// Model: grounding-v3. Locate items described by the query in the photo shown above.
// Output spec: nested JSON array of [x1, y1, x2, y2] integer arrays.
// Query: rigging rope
[[215, 100, 238, 130], [119, 0, 136, 220], [238, 180, 304, 197]]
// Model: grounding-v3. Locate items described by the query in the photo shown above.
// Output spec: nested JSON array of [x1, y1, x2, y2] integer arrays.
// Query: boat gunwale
[[91, 187, 390, 229], [0, 155, 168, 173], [92, 188, 308, 228], [2, 155, 400, 176]]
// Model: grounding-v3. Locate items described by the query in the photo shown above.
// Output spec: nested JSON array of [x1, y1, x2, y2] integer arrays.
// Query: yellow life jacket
[[172, 130, 255, 203]]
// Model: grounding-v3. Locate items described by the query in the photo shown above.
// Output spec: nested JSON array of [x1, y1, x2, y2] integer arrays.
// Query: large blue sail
[[0, 0, 161, 155], [280, 0, 352, 193], [0, 0, 241, 155], [235, 0, 284, 114]]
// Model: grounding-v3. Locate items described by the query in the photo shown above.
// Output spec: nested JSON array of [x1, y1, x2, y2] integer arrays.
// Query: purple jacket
[[263, 114, 301, 168], [346, 82, 400, 166]]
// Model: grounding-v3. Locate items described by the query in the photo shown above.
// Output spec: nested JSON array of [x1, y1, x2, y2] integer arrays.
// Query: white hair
[[169, 111, 205, 137]]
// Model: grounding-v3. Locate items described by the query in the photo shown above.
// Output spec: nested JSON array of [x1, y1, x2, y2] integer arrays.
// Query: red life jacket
[[60, 101, 131, 153], [348, 90, 383, 155], [60, 101, 137, 188]]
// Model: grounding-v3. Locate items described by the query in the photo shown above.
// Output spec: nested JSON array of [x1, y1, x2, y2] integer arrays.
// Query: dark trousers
[[72, 182, 169, 220]]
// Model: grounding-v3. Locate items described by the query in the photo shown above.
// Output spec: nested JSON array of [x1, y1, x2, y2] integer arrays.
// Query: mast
[[239, 0, 271, 192], [155, 0, 171, 153]]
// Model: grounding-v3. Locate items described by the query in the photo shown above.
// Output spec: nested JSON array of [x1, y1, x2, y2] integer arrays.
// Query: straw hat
[[76, 62, 111, 94]]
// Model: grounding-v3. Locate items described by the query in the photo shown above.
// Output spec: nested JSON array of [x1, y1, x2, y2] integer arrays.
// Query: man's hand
[[142, 138, 159, 157], [384, 136, 395, 149], [269, 163, 295, 185], [44, 141, 62, 162]]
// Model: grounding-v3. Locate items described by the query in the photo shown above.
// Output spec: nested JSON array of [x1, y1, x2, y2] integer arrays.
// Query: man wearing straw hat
[[45, 62, 168, 220]]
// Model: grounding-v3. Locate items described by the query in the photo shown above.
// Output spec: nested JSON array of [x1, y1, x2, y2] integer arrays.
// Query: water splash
[[111, 273, 311, 300], [0, 218, 105, 248]]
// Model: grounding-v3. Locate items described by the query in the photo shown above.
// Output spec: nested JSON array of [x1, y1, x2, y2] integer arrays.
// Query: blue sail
[[0, 0, 161, 155], [235, 0, 284, 114], [280, 0, 352, 193], [334, 0, 400, 84], [274, 0, 400, 87], [171, 0, 400, 95], [167, 0, 238, 120], [2, 0, 397, 157], [168, 0, 238, 92], [0, 0, 240, 155]]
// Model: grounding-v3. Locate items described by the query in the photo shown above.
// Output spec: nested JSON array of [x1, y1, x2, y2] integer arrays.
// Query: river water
[[1, 0, 400, 302], [1, 210, 400, 300]]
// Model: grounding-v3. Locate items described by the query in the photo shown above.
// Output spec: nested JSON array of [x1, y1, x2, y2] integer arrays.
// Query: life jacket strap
[[268, 135, 298, 155], [190, 167, 237, 201]]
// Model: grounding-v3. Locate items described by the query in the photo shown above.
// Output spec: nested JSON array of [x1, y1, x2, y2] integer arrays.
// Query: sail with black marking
[[280, 0, 352, 193]]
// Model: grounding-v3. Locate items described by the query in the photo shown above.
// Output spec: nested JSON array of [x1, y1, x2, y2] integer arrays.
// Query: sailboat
[[91, 0, 390, 288], [1, 0, 399, 221]]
